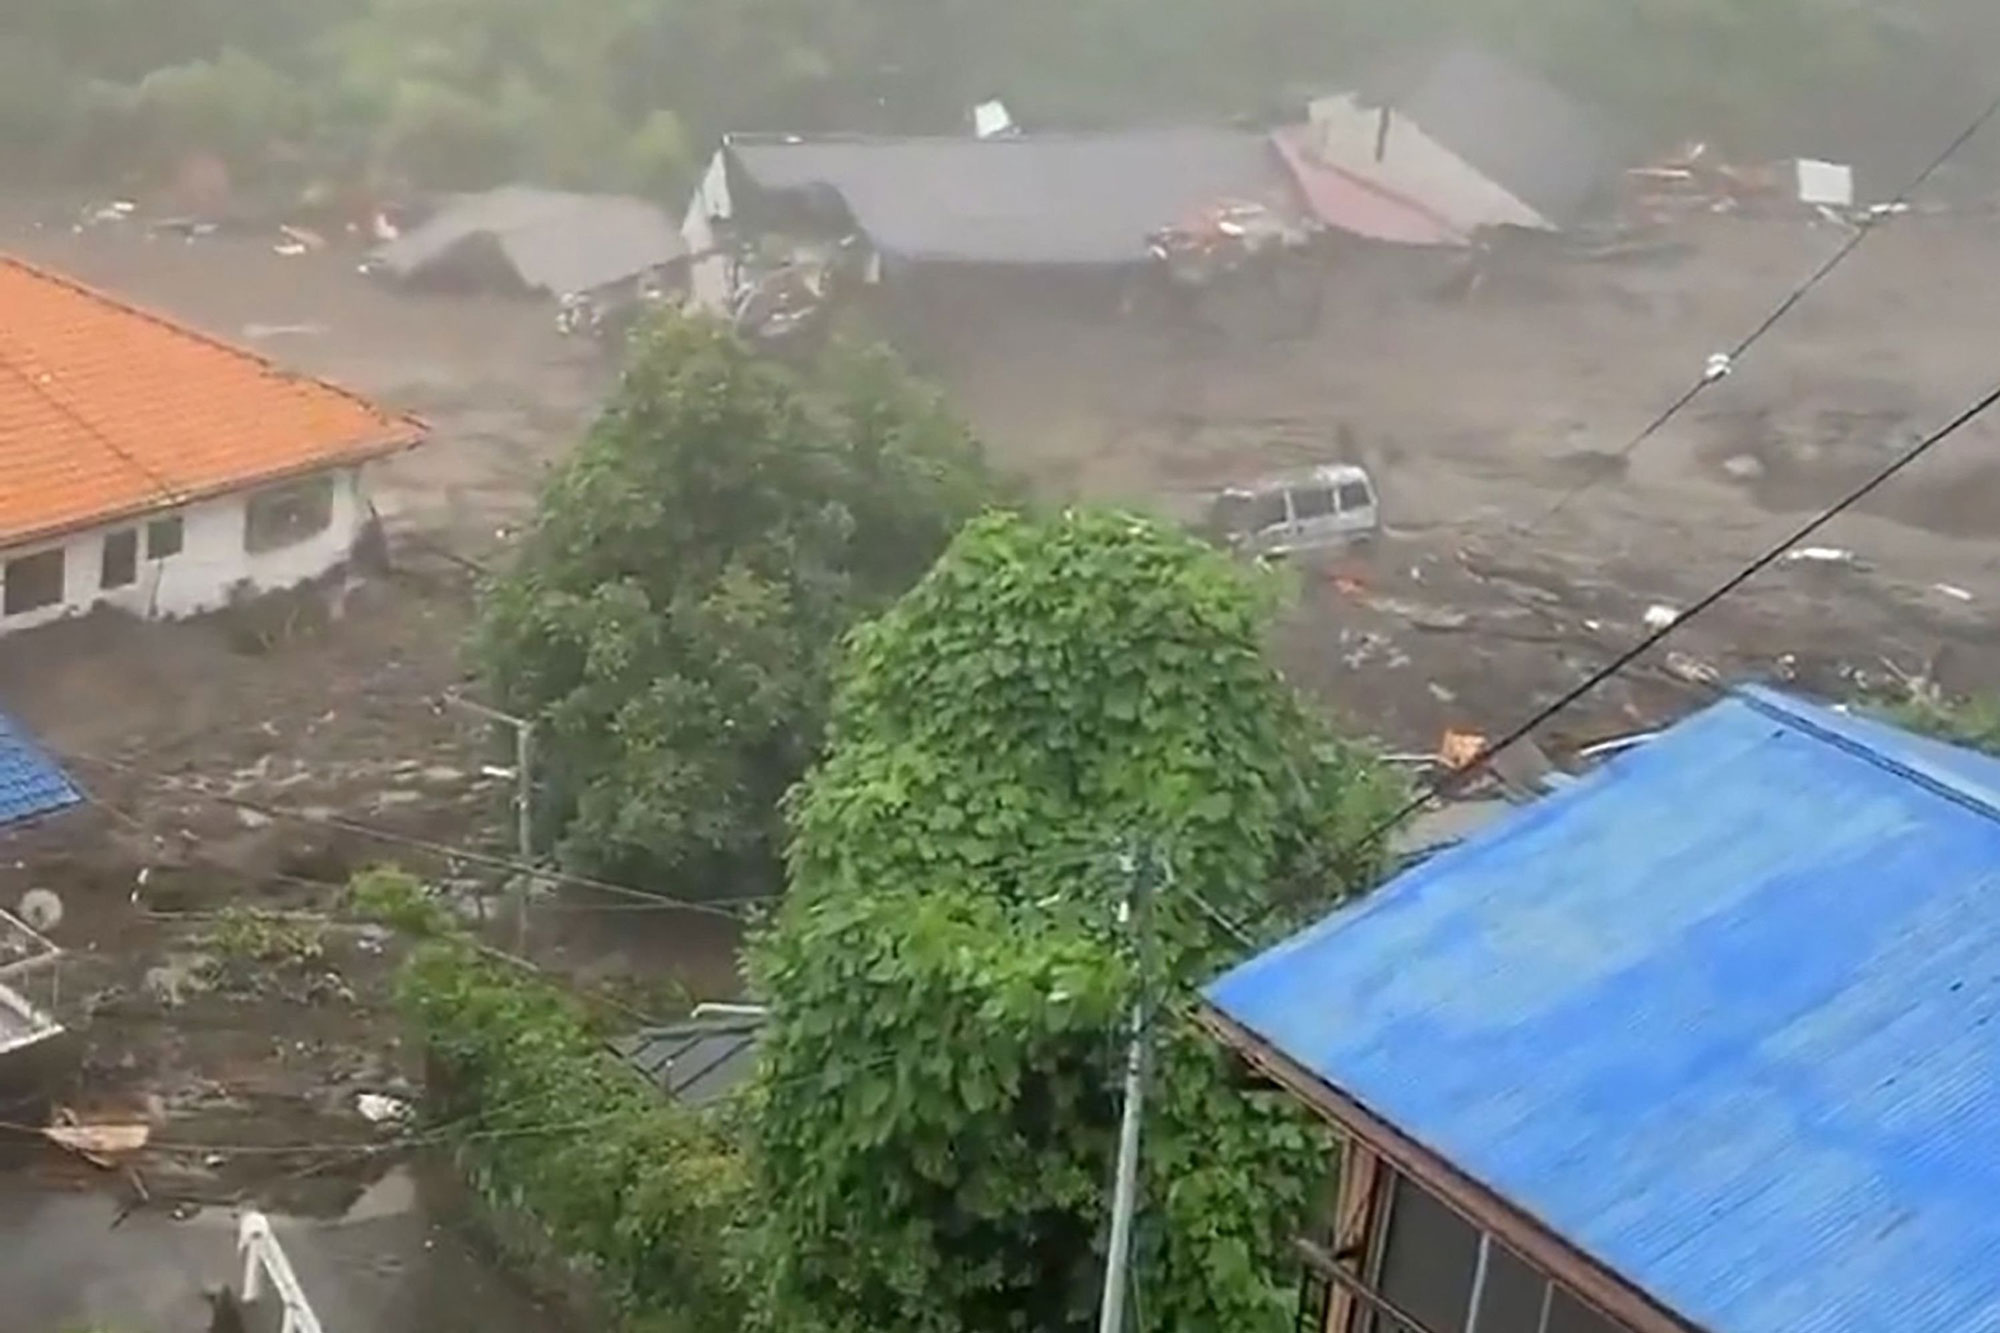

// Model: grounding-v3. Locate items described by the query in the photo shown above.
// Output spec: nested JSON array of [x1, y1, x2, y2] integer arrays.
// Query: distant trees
[[3, 0, 1976, 191]]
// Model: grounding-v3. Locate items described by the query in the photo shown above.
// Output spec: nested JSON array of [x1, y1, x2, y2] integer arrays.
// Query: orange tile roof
[[0, 255, 425, 546]]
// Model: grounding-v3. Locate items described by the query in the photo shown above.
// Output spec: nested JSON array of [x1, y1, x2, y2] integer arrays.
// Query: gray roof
[[611, 1016, 761, 1106], [725, 130, 1295, 266], [371, 186, 685, 295], [1369, 46, 1614, 226]]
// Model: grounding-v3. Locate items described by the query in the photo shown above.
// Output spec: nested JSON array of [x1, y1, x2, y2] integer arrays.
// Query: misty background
[[5, 1, 2000, 203]]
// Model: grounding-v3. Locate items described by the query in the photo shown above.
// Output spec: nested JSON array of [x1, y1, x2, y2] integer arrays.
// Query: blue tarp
[[1207, 686, 2000, 1333], [0, 710, 79, 828]]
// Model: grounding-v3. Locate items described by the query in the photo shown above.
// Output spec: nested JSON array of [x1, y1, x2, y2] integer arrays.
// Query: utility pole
[[440, 692, 537, 952], [1099, 845, 1158, 1333]]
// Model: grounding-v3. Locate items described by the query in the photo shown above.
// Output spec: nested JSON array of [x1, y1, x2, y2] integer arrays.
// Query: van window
[[1336, 480, 1374, 513], [1214, 490, 1289, 535], [1291, 486, 1337, 520]]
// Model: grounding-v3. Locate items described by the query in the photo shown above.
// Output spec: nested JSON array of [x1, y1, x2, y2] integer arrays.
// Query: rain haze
[[4, 0, 2000, 1328]]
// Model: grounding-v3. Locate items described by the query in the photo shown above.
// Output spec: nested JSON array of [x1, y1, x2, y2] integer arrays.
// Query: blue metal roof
[[1206, 686, 2000, 1333], [0, 711, 79, 828]]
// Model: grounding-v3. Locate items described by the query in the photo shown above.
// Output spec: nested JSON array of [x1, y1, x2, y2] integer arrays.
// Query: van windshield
[[1209, 489, 1288, 536]]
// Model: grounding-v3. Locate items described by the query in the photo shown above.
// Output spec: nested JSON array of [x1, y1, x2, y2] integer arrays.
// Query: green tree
[[474, 315, 1001, 899], [748, 509, 1405, 1333], [388, 899, 750, 1333]]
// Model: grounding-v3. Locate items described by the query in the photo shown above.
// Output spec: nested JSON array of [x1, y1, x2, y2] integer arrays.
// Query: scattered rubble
[[45, 1109, 151, 1168], [1784, 546, 1863, 568], [354, 1093, 412, 1126]]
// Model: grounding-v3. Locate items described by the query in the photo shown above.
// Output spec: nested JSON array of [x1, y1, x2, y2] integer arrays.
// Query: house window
[[1543, 1290, 1620, 1333], [1318, 1168, 1627, 1333], [147, 515, 184, 560], [1371, 1173, 1481, 1333], [3, 548, 65, 616], [244, 475, 335, 553], [101, 529, 138, 590]]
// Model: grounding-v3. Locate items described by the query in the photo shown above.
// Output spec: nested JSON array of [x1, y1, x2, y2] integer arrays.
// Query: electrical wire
[[53, 744, 764, 923], [56, 745, 1132, 920], [1524, 86, 2000, 532], [1205, 375, 2000, 950]]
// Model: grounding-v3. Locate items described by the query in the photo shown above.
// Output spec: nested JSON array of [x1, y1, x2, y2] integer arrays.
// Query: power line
[[1210, 375, 2000, 950], [1526, 86, 2000, 532], [53, 745, 764, 924]]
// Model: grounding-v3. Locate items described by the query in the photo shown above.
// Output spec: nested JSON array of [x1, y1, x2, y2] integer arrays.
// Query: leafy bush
[[205, 905, 325, 963], [749, 509, 1406, 1333], [399, 935, 750, 1333], [1866, 686, 2000, 755], [474, 315, 1002, 900], [349, 863, 456, 936]]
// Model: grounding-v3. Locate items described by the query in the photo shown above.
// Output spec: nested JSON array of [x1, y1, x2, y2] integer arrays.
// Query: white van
[[1203, 464, 1381, 560]]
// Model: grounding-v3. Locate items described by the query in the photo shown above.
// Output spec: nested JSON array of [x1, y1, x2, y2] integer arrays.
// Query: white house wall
[[683, 149, 739, 315], [1306, 94, 1552, 233], [0, 466, 368, 636]]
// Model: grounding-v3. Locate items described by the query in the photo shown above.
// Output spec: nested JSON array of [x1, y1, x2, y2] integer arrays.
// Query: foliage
[[397, 931, 750, 1333], [1866, 685, 2000, 754], [749, 510, 1406, 1333], [349, 863, 456, 936], [474, 314, 1001, 900], [3, 0, 1983, 187], [204, 905, 325, 963]]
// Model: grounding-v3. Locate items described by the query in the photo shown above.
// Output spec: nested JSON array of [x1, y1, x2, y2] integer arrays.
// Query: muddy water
[[0, 1161, 570, 1332]]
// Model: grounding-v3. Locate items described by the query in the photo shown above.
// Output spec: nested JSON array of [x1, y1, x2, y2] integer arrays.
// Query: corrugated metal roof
[[1206, 685, 2000, 1333], [611, 1016, 761, 1106], [372, 187, 685, 295], [726, 130, 1298, 265], [1267, 125, 1465, 246], [0, 711, 78, 828]]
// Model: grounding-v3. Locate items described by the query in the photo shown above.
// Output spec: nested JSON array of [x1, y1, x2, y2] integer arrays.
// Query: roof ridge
[[0, 254, 419, 427], [1736, 685, 2000, 825], [723, 126, 1265, 147]]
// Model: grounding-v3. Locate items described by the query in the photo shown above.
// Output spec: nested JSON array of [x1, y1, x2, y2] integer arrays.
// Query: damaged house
[[1283, 45, 1617, 238], [0, 256, 425, 635], [680, 128, 1321, 334], [368, 186, 688, 339]]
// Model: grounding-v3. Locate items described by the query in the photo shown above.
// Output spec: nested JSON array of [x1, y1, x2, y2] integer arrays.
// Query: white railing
[[239, 1210, 325, 1333], [0, 904, 64, 1056]]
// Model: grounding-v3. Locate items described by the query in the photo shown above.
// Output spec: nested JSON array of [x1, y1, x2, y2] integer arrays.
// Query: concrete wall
[[0, 465, 368, 636]]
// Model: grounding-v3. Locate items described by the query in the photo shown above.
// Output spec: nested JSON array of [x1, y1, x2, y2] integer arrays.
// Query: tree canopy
[[473, 315, 1001, 898], [747, 509, 1405, 1333]]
